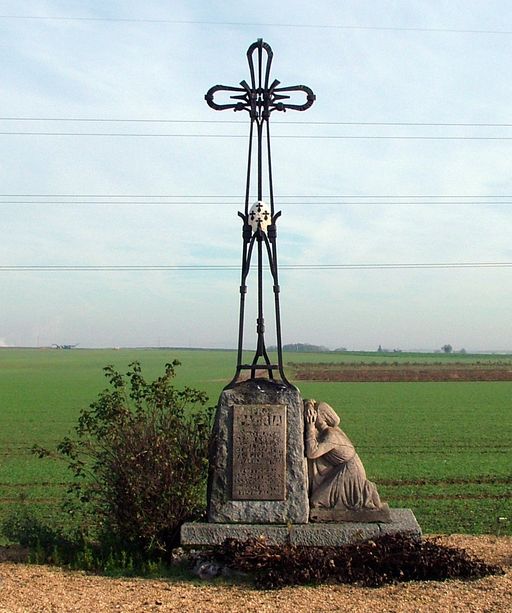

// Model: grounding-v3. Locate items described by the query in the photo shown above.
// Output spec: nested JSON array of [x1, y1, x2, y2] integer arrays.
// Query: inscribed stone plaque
[[232, 404, 287, 500]]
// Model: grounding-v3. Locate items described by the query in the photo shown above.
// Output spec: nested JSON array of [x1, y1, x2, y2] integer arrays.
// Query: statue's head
[[304, 399, 340, 429], [316, 402, 340, 428]]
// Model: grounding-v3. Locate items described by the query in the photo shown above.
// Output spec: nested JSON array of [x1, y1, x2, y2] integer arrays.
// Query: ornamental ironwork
[[206, 39, 315, 388]]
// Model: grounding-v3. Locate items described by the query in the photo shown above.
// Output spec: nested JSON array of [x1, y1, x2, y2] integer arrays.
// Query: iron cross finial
[[205, 38, 315, 120], [206, 40, 315, 389]]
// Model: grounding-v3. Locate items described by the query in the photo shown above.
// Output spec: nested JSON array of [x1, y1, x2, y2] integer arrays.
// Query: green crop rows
[[0, 348, 511, 536]]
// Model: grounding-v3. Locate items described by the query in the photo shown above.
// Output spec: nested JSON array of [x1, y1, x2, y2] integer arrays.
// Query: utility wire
[[0, 194, 510, 198], [0, 200, 511, 206], [2, 117, 512, 128], [1, 15, 512, 36], [2, 132, 512, 140], [1, 263, 510, 272]]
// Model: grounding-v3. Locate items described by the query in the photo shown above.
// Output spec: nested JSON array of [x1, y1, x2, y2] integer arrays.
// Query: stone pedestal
[[206, 378, 309, 524], [182, 508, 421, 546]]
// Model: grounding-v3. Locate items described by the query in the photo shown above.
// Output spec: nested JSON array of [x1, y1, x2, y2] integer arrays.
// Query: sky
[[1, 0, 512, 351]]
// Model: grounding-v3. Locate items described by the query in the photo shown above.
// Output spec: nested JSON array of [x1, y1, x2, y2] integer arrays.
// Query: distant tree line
[[269, 342, 467, 354], [268, 343, 347, 353]]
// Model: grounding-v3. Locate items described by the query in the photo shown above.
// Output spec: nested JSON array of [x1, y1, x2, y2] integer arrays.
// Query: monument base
[[310, 502, 392, 523], [181, 508, 421, 547]]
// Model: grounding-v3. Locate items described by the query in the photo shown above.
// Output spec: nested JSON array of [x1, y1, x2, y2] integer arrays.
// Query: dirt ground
[[0, 535, 510, 612]]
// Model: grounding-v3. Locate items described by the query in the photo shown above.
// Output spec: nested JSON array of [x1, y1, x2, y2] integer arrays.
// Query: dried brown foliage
[[210, 534, 504, 589]]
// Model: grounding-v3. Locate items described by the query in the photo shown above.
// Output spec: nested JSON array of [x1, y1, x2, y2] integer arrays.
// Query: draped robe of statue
[[304, 401, 390, 521]]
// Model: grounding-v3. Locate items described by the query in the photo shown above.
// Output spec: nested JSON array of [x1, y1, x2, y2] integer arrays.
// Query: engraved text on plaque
[[232, 404, 287, 500]]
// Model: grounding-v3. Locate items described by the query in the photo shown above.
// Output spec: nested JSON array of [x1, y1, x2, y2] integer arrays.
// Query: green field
[[0, 348, 511, 536]]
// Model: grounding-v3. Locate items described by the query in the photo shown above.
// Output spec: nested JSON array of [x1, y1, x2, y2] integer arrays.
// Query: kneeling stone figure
[[304, 399, 391, 522]]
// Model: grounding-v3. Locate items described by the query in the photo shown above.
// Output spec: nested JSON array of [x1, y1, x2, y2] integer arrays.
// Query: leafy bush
[[34, 360, 212, 556]]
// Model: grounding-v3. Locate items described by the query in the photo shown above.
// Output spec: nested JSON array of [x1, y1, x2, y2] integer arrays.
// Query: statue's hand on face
[[304, 401, 317, 424]]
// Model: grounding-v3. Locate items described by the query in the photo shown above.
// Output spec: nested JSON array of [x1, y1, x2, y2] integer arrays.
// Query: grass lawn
[[0, 348, 510, 536]]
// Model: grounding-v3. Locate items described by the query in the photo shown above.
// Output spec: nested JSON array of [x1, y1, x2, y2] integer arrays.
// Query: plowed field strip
[[293, 364, 512, 382], [361, 444, 511, 449], [389, 492, 512, 500], [378, 476, 512, 486], [361, 448, 510, 454], [0, 497, 61, 503], [0, 482, 69, 487]]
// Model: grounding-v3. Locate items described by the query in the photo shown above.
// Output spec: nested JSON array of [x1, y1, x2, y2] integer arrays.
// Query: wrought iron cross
[[206, 39, 315, 388]]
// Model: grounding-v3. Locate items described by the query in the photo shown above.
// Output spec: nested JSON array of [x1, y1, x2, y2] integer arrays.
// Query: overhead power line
[[1, 195, 512, 208], [1, 15, 512, 36], [0, 200, 511, 206], [1, 262, 510, 272], [1, 194, 511, 199], [2, 132, 512, 140], [2, 117, 512, 128]]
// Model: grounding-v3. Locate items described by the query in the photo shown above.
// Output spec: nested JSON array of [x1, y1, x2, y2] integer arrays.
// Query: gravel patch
[[0, 535, 510, 612]]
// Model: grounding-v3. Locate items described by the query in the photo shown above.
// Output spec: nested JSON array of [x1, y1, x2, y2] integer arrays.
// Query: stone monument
[[181, 39, 420, 547], [207, 379, 308, 525]]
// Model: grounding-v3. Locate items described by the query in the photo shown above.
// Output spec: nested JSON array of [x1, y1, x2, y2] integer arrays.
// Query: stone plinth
[[181, 508, 421, 546], [207, 378, 309, 524]]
